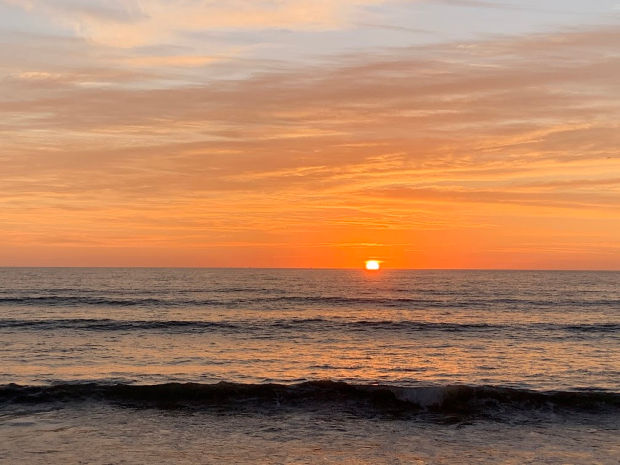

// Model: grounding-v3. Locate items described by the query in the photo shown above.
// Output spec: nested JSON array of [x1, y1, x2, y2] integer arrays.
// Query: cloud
[[3, 0, 388, 47], [5, 0, 147, 22], [1, 23, 619, 267]]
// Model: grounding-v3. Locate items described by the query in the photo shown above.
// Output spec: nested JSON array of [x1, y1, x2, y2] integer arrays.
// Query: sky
[[1, 0, 619, 269]]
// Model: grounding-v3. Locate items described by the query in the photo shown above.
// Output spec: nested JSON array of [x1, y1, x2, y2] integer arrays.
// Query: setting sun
[[365, 260, 380, 271]]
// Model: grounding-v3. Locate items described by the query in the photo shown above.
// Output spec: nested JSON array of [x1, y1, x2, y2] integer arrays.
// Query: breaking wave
[[1, 381, 617, 418]]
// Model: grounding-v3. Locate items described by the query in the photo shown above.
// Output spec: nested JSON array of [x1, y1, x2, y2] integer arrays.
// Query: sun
[[365, 260, 380, 271]]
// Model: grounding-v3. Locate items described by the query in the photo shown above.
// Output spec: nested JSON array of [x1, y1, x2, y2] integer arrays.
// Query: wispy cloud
[[3, 0, 389, 46]]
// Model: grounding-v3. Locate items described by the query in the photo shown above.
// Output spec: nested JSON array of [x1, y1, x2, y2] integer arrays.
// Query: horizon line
[[0, 266, 618, 272]]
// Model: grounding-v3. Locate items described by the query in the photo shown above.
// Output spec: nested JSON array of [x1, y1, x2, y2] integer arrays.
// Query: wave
[[1, 318, 617, 334], [1, 295, 617, 308], [0, 295, 438, 308], [1, 381, 617, 418], [0, 296, 179, 307], [0, 318, 241, 331], [0, 296, 221, 307]]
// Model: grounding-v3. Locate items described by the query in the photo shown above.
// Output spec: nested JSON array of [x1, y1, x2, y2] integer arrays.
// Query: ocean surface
[[1, 268, 618, 464]]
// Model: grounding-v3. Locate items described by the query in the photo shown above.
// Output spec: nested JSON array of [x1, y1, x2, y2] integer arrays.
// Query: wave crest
[[1, 381, 617, 417], [1, 318, 616, 334], [2, 295, 617, 309]]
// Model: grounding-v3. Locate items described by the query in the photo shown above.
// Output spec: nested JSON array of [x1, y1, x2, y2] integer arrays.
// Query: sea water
[[0, 268, 618, 464]]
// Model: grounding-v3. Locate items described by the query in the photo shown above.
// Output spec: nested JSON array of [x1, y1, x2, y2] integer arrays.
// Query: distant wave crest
[[1, 318, 618, 334], [1, 295, 618, 309]]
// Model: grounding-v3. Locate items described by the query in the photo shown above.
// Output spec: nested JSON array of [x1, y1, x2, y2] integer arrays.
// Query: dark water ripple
[[0, 295, 618, 308], [1, 317, 617, 334]]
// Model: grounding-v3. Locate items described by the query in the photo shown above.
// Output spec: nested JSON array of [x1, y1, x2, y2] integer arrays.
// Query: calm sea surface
[[1, 268, 618, 464]]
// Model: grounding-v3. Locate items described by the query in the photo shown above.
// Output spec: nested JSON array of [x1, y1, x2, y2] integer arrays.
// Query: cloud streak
[[4, 0, 388, 46]]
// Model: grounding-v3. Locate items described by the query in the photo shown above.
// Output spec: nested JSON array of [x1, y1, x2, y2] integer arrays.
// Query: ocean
[[1, 268, 618, 464]]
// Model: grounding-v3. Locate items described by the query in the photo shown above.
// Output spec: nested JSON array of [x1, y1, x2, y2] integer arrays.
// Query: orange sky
[[1, 1, 619, 268]]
